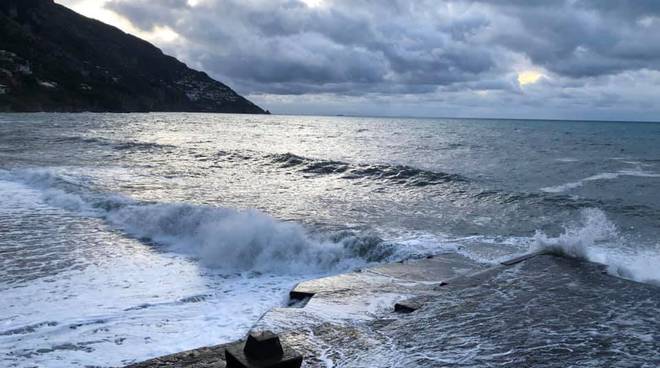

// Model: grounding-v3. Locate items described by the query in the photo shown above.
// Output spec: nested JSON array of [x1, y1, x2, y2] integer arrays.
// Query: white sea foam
[[0, 168, 396, 275], [0, 168, 387, 366], [107, 203, 387, 273], [532, 208, 660, 285], [541, 169, 660, 193], [1, 243, 303, 367], [5, 168, 658, 285]]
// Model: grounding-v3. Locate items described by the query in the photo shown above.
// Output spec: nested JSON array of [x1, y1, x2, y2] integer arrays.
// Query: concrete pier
[[127, 251, 660, 367]]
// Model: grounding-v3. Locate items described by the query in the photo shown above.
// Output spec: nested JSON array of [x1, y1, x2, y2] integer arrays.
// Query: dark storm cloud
[[479, 0, 660, 77], [107, 0, 510, 94], [103, 0, 660, 119]]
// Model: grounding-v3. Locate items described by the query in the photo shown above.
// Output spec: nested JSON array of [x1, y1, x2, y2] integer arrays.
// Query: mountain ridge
[[0, 0, 267, 113]]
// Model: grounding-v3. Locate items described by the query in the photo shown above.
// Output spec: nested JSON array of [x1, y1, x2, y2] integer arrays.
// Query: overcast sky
[[56, 0, 660, 121]]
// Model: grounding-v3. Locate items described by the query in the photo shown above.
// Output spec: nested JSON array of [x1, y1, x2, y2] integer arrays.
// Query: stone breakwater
[[127, 252, 660, 367]]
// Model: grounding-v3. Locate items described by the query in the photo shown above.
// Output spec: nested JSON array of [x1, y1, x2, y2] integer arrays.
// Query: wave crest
[[1, 168, 396, 274], [55, 136, 175, 151], [532, 208, 617, 259], [266, 152, 465, 187], [108, 203, 394, 273], [532, 208, 659, 285], [541, 169, 660, 193]]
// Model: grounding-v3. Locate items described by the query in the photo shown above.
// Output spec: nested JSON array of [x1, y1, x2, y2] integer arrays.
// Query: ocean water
[[0, 113, 659, 367]]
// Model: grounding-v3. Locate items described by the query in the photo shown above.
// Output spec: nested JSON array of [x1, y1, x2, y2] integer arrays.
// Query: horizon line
[[3, 111, 659, 124]]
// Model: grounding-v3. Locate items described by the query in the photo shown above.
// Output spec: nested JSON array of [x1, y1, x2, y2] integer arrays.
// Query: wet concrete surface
[[128, 253, 660, 367]]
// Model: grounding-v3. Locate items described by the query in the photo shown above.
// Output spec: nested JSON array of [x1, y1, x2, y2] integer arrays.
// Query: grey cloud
[[107, 0, 512, 94], [108, 0, 186, 29], [104, 0, 660, 119], [475, 0, 660, 77]]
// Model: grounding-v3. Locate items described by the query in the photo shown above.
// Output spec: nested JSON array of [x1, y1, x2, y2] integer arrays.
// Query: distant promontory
[[0, 0, 267, 113]]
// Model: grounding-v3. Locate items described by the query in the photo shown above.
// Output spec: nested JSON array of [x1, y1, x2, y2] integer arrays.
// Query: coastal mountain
[[0, 0, 267, 113]]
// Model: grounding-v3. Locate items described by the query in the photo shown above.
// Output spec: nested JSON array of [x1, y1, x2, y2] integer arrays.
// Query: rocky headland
[[0, 0, 267, 113]]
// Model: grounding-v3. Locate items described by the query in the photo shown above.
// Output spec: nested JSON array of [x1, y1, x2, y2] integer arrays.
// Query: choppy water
[[0, 113, 659, 367]]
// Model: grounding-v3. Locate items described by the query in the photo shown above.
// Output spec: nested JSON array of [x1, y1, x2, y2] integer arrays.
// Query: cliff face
[[0, 0, 267, 113]]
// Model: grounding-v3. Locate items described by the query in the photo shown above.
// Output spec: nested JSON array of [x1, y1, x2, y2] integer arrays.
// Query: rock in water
[[0, 0, 268, 113]]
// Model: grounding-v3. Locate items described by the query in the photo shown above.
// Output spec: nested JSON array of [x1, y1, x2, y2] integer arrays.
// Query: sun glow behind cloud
[[517, 70, 544, 86], [301, 0, 325, 8]]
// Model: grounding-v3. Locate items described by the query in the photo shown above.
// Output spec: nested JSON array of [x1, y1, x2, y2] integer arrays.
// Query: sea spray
[[532, 208, 618, 259], [531, 208, 660, 285], [107, 203, 393, 273]]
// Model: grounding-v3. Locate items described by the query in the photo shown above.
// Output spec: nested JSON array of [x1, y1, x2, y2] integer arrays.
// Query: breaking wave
[[3, 168, 658, 284], [209, 150, 466, 186], [266, 152, 466, 187], [532, 208, 660, 286], [0, 168, 396, 274], [107, 204, 393, 273]]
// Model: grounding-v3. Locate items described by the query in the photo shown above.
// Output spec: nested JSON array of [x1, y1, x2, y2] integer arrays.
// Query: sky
[[55, 0, 660, 121]]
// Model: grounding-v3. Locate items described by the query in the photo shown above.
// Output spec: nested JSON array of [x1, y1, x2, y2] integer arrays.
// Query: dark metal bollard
[[225, 330, 303, 368]]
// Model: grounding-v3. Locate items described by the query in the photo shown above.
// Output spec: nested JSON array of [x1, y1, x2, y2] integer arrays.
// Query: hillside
[[0, 0, 267, 113]]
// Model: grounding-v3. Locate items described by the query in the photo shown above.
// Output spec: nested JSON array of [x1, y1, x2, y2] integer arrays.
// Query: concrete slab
[[127, 253, 660, 367]]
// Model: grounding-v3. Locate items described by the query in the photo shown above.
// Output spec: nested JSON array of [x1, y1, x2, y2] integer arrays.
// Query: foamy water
[[541, 168, 660, 193]]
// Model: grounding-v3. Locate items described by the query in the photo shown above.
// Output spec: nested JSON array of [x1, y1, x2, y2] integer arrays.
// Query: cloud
[[90, 0, 660, 118], [481, 0, 660, 78]]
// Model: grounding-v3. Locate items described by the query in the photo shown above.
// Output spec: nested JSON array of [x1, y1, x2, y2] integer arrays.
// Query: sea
[[0, 113, 658, 367]]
